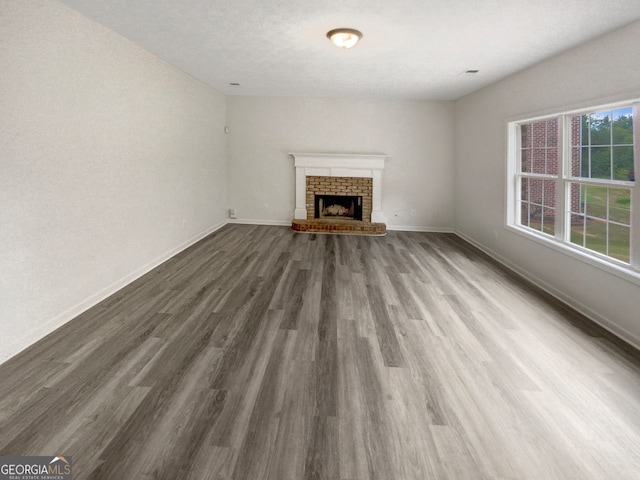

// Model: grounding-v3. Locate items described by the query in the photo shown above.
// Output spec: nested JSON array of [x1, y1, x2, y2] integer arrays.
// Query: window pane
[[583, 185, 607, 220], [570, 146, 582, 177], [581, 115, 589, 146], [581, 146, 590, 177], [520, 201, 530, 227], [528, 178, 544, 207], [612, 107, 633, 144], [547, 119, 558, 148], [570, 213, 585, 247], [527, 203, 544, 234], [542, 179, 556, 208], [519, 178, 556, 236], [572, 107, 634, 180], [585, 218, 607, 256], [613, 146, 634, 180], [520, 177, 529, 202], [568, 183, 583, 214], [521, 124, 532, 150], [590, 146, 611, 179], [589, 111, 611, 146], [608, 223, 630, 263], [520, 119, 558, 174], [521, 148, 532, 173], [608, 188, 631, 225], [547, 148, 559, 175], [529, 178, 556, 209], [568, 184, 631, 262], [570, 115, 582, 146], [532, 148, 546, 174], [542, 207, 555, 236]]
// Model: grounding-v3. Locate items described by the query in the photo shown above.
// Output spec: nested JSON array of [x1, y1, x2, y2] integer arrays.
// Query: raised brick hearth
[[291, 219, 386, 235]]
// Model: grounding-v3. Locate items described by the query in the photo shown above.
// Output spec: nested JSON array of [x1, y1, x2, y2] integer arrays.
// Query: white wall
[[226, 96, 455, 231], [454, 20, 640, 346], [0, 0, 228, 362]]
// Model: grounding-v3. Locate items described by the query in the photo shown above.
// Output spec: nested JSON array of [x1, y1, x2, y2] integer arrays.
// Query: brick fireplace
[[290, 153, 387, 235], [308, 176, 370, 220]]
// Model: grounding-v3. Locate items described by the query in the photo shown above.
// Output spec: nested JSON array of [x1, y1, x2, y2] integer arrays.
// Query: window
[[508, 101, 638, 272]]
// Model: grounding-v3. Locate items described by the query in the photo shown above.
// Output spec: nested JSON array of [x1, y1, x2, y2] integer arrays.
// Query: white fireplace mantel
[[290, 153, 388, 223]]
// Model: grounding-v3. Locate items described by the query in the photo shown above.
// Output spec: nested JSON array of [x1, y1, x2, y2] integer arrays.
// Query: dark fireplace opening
[[314, 194, 363, 220]]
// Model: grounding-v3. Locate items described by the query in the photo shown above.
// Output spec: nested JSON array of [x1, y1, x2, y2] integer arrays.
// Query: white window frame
[[506, 100, 640, 284]]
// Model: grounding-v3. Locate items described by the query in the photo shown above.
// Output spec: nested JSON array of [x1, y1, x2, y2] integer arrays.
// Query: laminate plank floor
[[2, 224, 640, 479]]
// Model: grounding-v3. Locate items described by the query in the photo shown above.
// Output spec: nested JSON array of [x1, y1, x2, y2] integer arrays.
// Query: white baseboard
[[454, 230, 640, 352], [228, 218, 292, 227], [1, 220, 228, 365], [386, 225, 455, 233]]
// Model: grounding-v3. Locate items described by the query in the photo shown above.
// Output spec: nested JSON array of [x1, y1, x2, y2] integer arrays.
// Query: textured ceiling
[[58, 0, 640, 100]]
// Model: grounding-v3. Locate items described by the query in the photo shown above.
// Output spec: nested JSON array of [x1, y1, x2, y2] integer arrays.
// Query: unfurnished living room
[[2, 1, 640, 479]]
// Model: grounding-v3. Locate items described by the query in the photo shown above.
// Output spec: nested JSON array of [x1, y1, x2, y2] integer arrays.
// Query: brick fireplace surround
[[290, 153, 387, 235]]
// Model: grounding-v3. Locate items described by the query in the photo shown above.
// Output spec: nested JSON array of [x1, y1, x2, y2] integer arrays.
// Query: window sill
[[505, 224, 640, 287]]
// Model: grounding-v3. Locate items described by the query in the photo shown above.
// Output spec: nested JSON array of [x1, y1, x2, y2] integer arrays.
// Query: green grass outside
[[570, 220, 630, 262], [571, 185, 631, 262], [579, 185, 630, 224], [523, 184, 631, 262]]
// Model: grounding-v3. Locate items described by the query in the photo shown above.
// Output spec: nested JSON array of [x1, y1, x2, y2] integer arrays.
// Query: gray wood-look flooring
[[2, 224, 640, 479]]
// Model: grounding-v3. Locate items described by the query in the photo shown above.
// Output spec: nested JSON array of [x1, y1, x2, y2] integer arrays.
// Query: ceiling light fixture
[[326, 28, 362, 49]]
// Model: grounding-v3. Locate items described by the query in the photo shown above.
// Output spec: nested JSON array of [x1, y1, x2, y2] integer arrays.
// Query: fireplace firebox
[[315, 194, 363, 220]]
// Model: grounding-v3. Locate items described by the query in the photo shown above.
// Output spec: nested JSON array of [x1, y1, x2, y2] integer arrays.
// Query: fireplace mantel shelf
[[290, 152, 387, 170], [290, 152, 387, 224]]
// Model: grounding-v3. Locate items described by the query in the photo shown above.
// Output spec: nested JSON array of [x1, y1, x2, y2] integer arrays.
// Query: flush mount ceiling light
[[326, 28, 362, 49]]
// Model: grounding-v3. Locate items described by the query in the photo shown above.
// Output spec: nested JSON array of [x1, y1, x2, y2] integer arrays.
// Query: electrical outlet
[[229, 208, 237, 219], [410, 209, 416, 216]]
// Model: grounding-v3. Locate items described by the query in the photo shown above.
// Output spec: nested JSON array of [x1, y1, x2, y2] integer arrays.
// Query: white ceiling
[[58, 0, 640, 100]]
